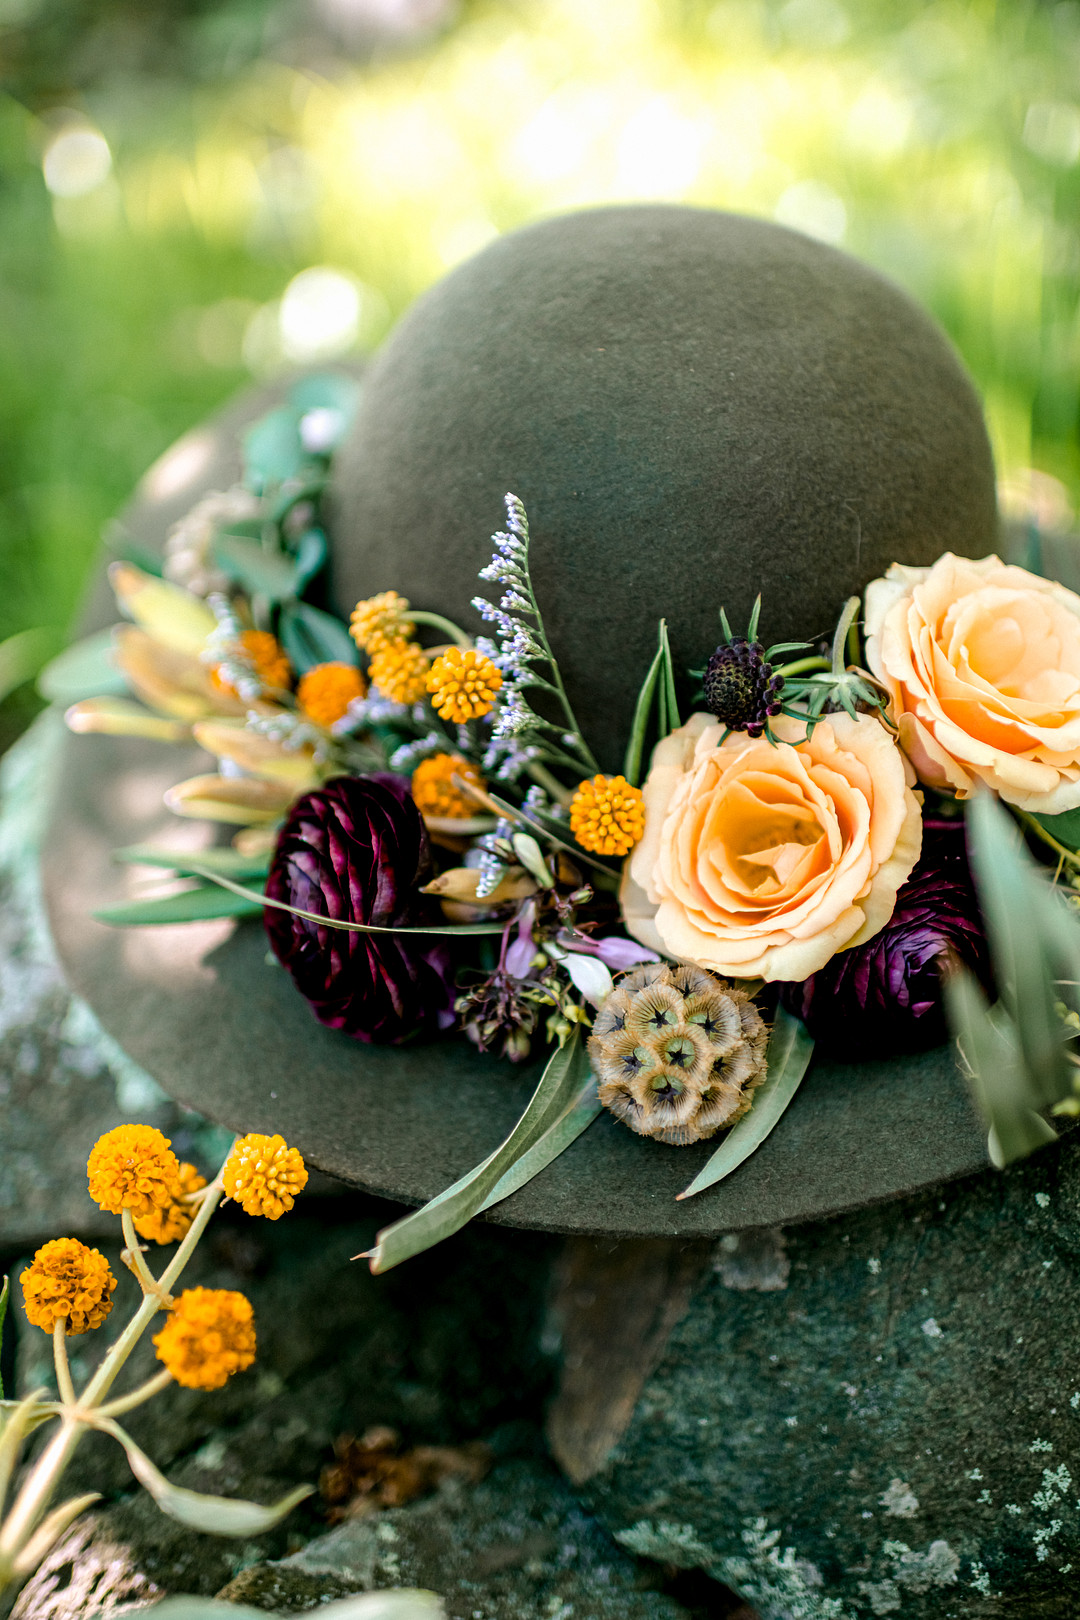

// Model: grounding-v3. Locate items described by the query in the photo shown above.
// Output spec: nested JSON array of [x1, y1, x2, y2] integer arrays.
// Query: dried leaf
[[113, 626, 239, 722], [109, 561, 217, 655], [192, 718, 320, 788], [144, 1594, 445, 1619], [11, 1493, 101, 1577], [321, 1427, 491, 1523], [421, 867, 537, 904], [164, 773, 295, 826]]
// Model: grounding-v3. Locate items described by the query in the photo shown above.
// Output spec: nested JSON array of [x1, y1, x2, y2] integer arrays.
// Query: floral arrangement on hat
[[47, 375, 1080, 1271]]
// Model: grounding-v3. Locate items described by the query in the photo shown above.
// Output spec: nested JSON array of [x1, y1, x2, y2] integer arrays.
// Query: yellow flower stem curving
[[51, 1325, 75, 1409], [407, 610, 472, 649]]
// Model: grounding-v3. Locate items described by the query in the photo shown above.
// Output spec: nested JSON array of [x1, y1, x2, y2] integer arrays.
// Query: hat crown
[[330, 204, 997, 766]]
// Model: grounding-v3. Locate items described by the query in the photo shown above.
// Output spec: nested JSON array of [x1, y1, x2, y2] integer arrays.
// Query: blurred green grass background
[[1, 0, 1079, 711]]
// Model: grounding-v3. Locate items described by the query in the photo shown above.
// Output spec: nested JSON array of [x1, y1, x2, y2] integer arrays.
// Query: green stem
[[120, 1210, 164, 1300], [775, 655, 830, 678], [831, 597, 861, 678], [1015, 809, 1080, 875], [51, 1327, 74, 1410], [94, 1368, 173, 1420], [409, 611, 472, 649], [522, 579, 599, 776], [526, 761, 574, 806]]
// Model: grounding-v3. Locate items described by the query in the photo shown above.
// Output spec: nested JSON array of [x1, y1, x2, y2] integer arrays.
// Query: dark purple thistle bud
[[779, 821, 991, 1061], [265, 774, 456, 1045], [702, 638, 785, 737]]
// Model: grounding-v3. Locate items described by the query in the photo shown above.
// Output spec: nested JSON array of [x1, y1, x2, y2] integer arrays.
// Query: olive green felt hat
[[42, 205, 996, 1237]]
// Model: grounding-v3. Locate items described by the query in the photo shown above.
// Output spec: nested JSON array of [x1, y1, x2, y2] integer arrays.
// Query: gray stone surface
[[216, 1459, 694, 1618], [578, 1144, 1080, 1618], [332, 204, 997, 767]]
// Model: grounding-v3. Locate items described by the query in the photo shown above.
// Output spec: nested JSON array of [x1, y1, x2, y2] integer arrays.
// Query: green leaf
[[93, 885, 264, 927], [659, 619, 681, 732], [0, 626, 59, 704], [186, 863, 505, 936], [623, 628, 665, 787], [211, 533, 298, 602], [96, 1417, 312, 1536], [0, 1275, 7, 1400], [365, 1029, 592, 1272], [677, 1005, 815, 1200], [943, 966, 1057, 1167], [112, 844, 272, 881], [37, 629, 128, 704], [143, 1593, 443, 1619], [287, 370, 362, 418], [477, 1078, 601, 1211], [278, 599, 358, 673], [293, 527, 328, 593], [1032, 806, 1080, 853], [242, 407, 303, 489]]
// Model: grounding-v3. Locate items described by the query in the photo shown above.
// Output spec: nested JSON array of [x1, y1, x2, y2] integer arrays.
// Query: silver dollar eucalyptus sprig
[[473, 494, 600, 787]]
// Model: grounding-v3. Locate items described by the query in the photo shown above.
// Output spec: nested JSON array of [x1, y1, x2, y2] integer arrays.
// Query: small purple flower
[[779, 820, 991, 1061], [505, 900, 538, 980], [265, 774, 456, 1045]]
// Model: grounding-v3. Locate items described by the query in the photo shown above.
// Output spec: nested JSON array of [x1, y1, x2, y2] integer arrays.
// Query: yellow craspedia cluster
[[411, 754, 486, 820], [210, 630, 292, 697], [570, 774, 646, 857], [426, 647, 502, 722], [349, 590, 414, 653], [153, 1287, 256, 1390], [223, 1133, 308, 1219], [297, 661, 367, 727], [369, 640, 430, 705], [132, 1161, 207, 1246], [87, 1124, 180, 1219], [21, 1238, 117, 1335]]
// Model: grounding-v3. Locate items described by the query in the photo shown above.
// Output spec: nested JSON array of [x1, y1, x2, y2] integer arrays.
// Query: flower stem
[[776, 655, 830, 679], [1015, 809, 1080, 875], [94, 1368, 173, 1420], [51, 1326, 74, 1410], [120, 1211, 167, 1301], [409, 610, 472, 649], [831, 597, 861, 677], [526, 762, 574, 807]]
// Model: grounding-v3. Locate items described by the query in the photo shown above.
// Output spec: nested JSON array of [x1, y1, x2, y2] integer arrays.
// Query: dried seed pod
[[589, 962, 768, 1146]]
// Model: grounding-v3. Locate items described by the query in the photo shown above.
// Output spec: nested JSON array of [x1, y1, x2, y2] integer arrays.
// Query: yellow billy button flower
[[21, 1238, 117, 1335], [368, 639, 430, 705], [153, 1287, 256, 1390], [132, 1162, 208, 1246], [349, 590, 414, 654], [223, 1133, 308, 1220], [411, 753, 486, 819], [570, 774, 647, 857], [87, 1124, 180, 1219], [297, 661, 367, 728], [427, 647, 502, 723], [210, 630, 292, 698]]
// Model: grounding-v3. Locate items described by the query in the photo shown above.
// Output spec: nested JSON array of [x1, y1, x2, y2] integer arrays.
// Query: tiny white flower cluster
[[203, 594, 263, 703]]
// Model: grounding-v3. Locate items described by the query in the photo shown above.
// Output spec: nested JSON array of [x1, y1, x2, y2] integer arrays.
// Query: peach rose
[[865, 553, 1080, 813], [621, 712, 922, 983]]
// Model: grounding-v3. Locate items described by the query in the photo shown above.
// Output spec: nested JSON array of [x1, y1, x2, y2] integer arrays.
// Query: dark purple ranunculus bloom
[[265, 774, 456, 1045], [779, 820, 991, 1062]]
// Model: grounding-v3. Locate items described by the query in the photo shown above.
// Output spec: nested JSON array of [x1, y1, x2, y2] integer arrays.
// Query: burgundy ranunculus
[[265, 774, 456, 1045], [779, 820, 990, 1062]]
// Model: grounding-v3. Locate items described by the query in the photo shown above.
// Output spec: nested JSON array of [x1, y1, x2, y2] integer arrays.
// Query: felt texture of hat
[[42, 205, 998, 1236]]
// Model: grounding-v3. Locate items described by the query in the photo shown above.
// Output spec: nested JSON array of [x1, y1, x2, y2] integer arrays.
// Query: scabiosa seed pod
[[589, 962, 768, 1145], [779, 820, 990, 1061], [702, 638, 785, 737], [265, 775, 456, 1045]]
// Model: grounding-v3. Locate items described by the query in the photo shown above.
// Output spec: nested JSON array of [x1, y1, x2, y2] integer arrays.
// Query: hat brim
[[40, 381, 990, 1237]]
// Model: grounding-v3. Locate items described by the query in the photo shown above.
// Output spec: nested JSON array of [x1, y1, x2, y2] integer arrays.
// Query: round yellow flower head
[[426, 647, 502, 723], [21, 1238, 117, 1335], [223, 1133, 308, 1220], [368, 639, 430, 705], [133, 1161, 208, 1246], [297, 661, 367, 728], [210, 630, 292, 697], [350, 590, 414, 654], [411, 754, 486, 820], [153, 1287, 256, 1390], [570, 774, 646, 857], [87, 1124, 180, 1218]]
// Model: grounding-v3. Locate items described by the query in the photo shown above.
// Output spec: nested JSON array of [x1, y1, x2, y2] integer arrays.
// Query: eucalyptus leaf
[[288, 370, 362, 417], [677, 1005, 815, 1200], [186, 863, 504, 936], [93, 885, 264, 927], [38, 629, 128, 704], [279, 599, 359, 673], [1032, 805, 1080, 853], [944, 966, 1057, 1167], [364, 1029, 591, 1272], [113, 844, 272, 881], [0, 626, 59, 703], [242, 407, 304, 489], [623, 630, 665, 787], [293, 527, 329, 593], [477, 1079, 601, 1211], [211, 533, 298, 602], [140, 1593, 442, 1620], [97, 1417, 312, 1535]]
